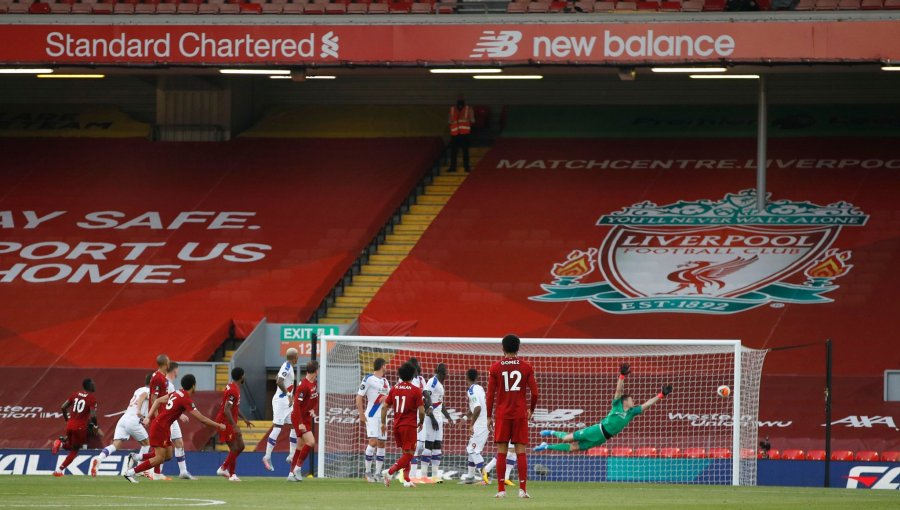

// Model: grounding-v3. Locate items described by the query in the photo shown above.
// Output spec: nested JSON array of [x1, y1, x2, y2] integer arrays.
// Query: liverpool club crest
[[530, 190, 867, 314]]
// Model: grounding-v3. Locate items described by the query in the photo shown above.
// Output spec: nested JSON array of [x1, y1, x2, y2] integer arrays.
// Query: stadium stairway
[[320, 147, 490, 324]]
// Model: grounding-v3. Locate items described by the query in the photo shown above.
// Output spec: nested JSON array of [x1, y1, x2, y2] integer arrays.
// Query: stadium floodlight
[[881, 66, 900, 71], [430, 68, 503, 74], [0, 68, 54, 74], [689, 74, 760, 80], [37, 74, 105, 79], [306, 75, 337, 80], [219, 69, 291, 75], [317, 335, 766, 486], [473, 75, 543, 80], [269, 75, 293, 80], [651, 67, 728, 73]]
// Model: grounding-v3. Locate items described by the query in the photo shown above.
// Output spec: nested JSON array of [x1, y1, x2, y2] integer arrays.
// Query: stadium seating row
[[583, 447, 900, 461], [2, 0, 898, 13]]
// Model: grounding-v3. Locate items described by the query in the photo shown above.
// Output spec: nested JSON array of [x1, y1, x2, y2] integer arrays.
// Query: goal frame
[[317, 335, 744, 486]]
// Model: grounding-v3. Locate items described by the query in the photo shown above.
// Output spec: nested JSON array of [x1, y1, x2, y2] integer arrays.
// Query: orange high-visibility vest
[[449, 106, 473, 136]]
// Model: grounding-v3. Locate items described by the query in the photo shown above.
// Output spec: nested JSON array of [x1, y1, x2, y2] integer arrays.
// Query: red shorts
[[494, 417, 529, 445], [65, 428, 88, 450], [148, 422, 172, 448], [218, 422, 235, 443], [393, 426, 417, 451], [292, 417, 313, 438]]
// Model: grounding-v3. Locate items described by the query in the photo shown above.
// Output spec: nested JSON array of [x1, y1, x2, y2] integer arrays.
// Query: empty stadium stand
[[0, 135, 441, 368]]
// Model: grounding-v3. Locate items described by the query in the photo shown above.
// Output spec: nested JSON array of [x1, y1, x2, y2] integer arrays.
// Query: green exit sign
[[280, 325, 340, 341]]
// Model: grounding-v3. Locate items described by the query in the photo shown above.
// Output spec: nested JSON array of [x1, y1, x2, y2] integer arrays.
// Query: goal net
[[316, 336, 766, 486]]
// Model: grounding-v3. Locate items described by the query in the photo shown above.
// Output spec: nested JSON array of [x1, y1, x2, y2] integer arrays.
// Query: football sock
[[265, 426, 280, 458], [98, 445, 116, 461], [431, 450, 442, 478], [467, 460, 476, 478], [375, 447, 386, 474], [388, 453, 413, 476], [134, 460, 152, 474], [223, 451, 236, 473], [364, 445, 375, 474], [497, 453, 507, 492], [288, 429, 298, 459], [175, 447, 187, 474], [484, 457, 497, 473], [60, 450, 78, 470], [552, 431, 568, 439], [547, 443, 572, 451], [139, 445, 150, 455], [230, 450, 241, 474], [517, 453, 527, 492], [420, 448, 431, 478], [154, 464, 162, 475], [141, 452, 154, 461]]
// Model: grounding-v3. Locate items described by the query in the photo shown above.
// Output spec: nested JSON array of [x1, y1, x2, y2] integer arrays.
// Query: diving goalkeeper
[[534, 364, 672, 452]]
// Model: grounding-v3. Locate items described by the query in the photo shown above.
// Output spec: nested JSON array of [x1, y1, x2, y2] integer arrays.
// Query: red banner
[[0, 21, 899, 65]]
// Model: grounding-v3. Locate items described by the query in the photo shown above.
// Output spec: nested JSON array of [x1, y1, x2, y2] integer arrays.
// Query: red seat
[[855, 451, 880, 462], [881, 451, 900, 462], [239, 2, 261, 11], [761, 449, 781, 460], [831, 450, 854, 461], [702, 0, 724, 9], [709, 447, 732, 459], [586, 446, 609, 456], [682, 447, 706, 459], [635, 447, 657, 457], [659, 447, 681, 458], [610, 447, 634, 457], [782, 449, 807, 460], [807, 450, 826, 461], [28, 1, 50, 12], [860, 0, 882, 7], [636, 0, 658, 8]]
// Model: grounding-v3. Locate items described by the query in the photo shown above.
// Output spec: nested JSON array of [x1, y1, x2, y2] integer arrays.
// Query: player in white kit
[[356, 357, 390, 483], [263, 348, 299, 471], [421, 363, 454, 483], [461, 368, 489, 484], [90, 373, 153, 477], [163, 362, 196, 480]]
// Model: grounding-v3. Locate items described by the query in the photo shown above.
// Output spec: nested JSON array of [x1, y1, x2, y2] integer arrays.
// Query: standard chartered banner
[[0, 21, 899, 65]]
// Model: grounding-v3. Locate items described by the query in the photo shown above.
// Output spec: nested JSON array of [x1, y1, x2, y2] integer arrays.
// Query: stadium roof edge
[[1, 11, 900, 26]]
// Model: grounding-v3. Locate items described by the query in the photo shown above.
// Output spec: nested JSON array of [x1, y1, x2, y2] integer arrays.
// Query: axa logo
[[470, 30, 522, 59], [320, 31, 339, 59], [845, 466, 900, 489], [531, 189, 867, 315], [829, 415, 898, 429]]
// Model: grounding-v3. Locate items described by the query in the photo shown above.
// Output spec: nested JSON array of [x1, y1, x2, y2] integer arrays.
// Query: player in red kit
[[51, 379, 99, 477], [216, 367, 253, 482], [486, 334, 539, 499], [287, 360, 319, 482], [149, 354, 169, 403], [380, 361, 425, 489], [123, 374, 224, 483]]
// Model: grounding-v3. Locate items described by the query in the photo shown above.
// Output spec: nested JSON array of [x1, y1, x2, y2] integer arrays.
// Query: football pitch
[[1, 477, 899, 509]]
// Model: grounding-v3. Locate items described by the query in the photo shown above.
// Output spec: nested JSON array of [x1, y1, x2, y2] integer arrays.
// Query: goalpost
[[317, 336, 767, 486]]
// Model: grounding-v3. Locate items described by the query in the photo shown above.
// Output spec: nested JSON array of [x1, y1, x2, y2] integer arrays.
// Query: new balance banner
[[0, 21, 899, 65]]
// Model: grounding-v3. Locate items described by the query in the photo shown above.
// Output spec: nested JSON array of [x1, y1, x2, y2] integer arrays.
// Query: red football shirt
[[292, 377, 318, 422], [64, 391, 97, 431], [386, 382, 423, 430], [153, 389, 196, 429], [149, 369, 168, 402], [215, 382, 241, 424], [486, 356, 539, 420]]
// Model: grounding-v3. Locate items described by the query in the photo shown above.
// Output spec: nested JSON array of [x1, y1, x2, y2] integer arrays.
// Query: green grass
[[1, 477, 898, 509]]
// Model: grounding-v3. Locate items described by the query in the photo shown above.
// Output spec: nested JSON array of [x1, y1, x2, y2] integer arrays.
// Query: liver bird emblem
[[664, 255, 759, 295]]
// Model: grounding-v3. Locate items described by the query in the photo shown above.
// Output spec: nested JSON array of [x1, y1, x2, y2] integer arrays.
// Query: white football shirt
[[278, 361, 296, 395], [467, 383, 487, 430], [357, 374, 390, 420], [425, 375, 445, 419], [125, 386, 150, 418]]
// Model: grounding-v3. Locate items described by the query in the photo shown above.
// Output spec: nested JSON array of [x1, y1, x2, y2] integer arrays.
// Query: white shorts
[[424, 415, 444, 443], [169, 420, 182, 441], [114, 415, 148, 442], [366, 415, 387, 441], [272, 396, 292, 426], [466, 427, 489, 455]]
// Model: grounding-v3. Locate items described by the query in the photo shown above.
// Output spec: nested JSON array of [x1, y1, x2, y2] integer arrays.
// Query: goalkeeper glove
[[619, 363, 631, 379], [658, 384, 673, 399]]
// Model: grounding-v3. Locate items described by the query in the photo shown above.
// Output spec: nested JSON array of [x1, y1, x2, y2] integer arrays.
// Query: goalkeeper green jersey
[[600, 398, 642, 436]]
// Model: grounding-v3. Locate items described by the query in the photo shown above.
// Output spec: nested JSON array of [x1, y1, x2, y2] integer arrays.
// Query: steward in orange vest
[[448, 97, 475, 172]]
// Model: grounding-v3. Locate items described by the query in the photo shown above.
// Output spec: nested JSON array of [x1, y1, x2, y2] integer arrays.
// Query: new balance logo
[[470, 30, 522, 59], [320, 31, 339, 59]]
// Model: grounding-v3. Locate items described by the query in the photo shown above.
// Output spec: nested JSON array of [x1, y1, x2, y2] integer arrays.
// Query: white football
[[717, 385, 731, 398]]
